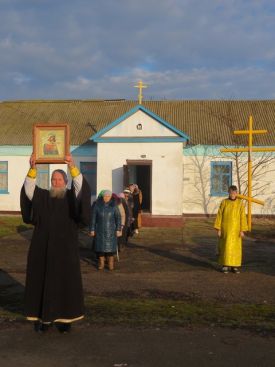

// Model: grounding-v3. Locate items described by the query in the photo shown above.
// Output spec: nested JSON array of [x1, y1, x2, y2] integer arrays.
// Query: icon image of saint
[[43, 133, 59, 155]]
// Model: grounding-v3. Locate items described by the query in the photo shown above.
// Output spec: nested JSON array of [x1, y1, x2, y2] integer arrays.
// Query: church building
[[1, 96, 275, 222]]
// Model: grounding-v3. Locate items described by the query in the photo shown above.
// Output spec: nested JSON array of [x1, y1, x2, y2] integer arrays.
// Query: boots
[[98, 256, 105, 270], [108, 255, 114, 271]]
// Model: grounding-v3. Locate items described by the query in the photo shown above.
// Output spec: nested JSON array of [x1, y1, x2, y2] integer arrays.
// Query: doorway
[[123, 160, 152, 212]]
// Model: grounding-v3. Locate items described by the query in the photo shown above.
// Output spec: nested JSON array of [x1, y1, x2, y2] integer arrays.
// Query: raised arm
[[24, 154, 37, 201], [65, 154, 83, 198]]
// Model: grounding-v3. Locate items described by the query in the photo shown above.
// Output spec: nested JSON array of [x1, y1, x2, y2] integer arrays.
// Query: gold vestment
[[214, 198, 248, 267]]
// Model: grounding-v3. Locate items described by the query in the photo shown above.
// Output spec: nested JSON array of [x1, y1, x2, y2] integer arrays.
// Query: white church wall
[[0, 146, 97, 211], [0, 156, 30, 211], [182, 145, 275, 215], [103, 110, 178, 138], [97, 142, 183, 215], [182, 153, 232, 215], [2, 142, 275, 216], [0, 157, 75, 211]]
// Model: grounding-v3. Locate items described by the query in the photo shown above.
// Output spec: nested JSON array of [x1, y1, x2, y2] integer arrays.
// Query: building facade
[[0, 99, 275, 216]]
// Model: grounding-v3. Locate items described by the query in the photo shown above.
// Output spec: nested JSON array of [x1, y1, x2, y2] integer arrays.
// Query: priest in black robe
[[20, 154, 91, 332]]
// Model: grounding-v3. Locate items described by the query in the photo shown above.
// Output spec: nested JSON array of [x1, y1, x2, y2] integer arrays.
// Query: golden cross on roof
[[134, 80, 148, 104], [221, 115, 275, 231]]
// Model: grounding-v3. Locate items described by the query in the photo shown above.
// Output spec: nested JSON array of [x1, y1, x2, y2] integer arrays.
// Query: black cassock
[[20, 178, 91, 323]]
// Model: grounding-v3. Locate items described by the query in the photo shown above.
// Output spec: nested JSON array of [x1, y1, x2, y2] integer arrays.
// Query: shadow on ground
[[0, 269, 24, 317], [127, 241, 215, 270]]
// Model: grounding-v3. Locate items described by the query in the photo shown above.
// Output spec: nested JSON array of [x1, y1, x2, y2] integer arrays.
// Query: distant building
[[1, 99, 275, 220]]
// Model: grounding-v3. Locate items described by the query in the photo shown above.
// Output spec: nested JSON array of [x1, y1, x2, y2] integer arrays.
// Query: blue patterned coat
[[90, 197, 121, 253]]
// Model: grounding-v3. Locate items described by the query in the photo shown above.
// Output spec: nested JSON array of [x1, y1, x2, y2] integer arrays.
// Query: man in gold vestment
[[214, 185, 248, 274]]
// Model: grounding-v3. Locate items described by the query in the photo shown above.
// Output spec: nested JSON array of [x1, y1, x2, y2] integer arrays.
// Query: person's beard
[[50, 187, 67, 199]]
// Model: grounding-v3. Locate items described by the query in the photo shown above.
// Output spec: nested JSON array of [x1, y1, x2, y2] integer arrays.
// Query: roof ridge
[[2, 99, 275, 104]]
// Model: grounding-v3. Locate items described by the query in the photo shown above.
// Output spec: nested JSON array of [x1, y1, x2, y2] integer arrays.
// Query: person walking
[[112, 193, 126, 252], [129, 184, 142, 234], [117, 192, 130, 249], [89, 190, 121, 271], [123, 188, 134, 238]]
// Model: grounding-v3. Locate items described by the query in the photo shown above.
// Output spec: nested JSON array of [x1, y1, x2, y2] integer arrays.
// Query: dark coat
[[118, 198, 130, 247], [121, 198, 130, 228], [20, 178, 91, 323], [90, 197, 121, 253], [132, 192, 141, 218]]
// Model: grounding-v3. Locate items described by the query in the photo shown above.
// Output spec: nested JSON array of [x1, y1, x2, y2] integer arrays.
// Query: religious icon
[[33, 123, 70, 163], [43, 133, 59, 155]]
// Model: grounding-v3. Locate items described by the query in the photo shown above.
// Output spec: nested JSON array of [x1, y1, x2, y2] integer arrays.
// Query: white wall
[[0, 156, 30, 211], [0, 155, 96, 211], [97, 142, 183, 215], [3, 146, 275, 216], [103, 110, 178, 137], [182, 151, 275, 215]]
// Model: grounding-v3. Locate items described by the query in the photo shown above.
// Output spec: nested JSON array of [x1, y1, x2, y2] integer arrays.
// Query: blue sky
[[1, 0, 275, 100]]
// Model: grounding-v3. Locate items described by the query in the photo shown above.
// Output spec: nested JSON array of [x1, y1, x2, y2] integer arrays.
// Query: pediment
[[91, 105, 189, 143]]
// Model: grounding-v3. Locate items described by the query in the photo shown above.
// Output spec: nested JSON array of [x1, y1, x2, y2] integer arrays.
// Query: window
[[210, 161, 232, 196], [36, 164, 49, 189], [80, 162, 97, 195], [0, 161, 8, 193]]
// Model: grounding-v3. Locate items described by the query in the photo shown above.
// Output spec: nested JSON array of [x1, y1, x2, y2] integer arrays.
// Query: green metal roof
[[0, 99, 275, 146]]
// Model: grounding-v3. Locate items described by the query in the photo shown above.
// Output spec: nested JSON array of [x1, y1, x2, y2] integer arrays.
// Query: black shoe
[[232, 267, 240, 274], [55, 322, 71, 334], [34, 321, 52, 333], [221, 266, 229, 274]]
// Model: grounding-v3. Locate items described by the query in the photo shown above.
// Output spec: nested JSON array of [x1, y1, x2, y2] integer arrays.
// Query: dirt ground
[[2, 221, 274, 305], [0, 219, 275, 366], [1, 324, 275, 367]]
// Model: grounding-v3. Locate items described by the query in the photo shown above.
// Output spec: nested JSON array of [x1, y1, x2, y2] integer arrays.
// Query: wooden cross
[[220, 115, 275, 231], [134, 80, 148, 104]]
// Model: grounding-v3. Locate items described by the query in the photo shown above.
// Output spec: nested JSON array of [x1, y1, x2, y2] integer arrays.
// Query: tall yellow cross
[[134, 80, 148, 104], [221, 115, 275, 231]]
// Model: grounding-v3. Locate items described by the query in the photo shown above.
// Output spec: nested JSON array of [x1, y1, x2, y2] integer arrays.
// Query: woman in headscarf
[[89, 190, 121, 270], [112, 193, 127, 251], [129, 184, 142, 234], [123, 188, 134, 237]]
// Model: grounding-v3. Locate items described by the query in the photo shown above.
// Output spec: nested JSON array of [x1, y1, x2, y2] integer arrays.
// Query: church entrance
[[123, 160, 152, 212]]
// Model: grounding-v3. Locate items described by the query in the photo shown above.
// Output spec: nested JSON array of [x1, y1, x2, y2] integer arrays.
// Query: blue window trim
[[210, 161, 232, 197], [0, 161, 8, 194]]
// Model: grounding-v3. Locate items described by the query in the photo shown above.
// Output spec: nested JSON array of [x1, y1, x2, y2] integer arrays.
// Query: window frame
[[36, 163, 50, 189], [0, 161, 8, 194], [210, 161, 232, 197]]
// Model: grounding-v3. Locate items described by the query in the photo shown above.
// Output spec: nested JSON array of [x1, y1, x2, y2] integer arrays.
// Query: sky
[[1, 0, 275, 101]]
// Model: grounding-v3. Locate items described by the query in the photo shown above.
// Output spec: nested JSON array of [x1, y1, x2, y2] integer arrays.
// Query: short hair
[[228, 185, 238, 192], [51, 169, 68, 184]]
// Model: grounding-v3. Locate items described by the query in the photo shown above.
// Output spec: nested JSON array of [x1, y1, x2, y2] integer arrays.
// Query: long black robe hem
[[26, 315, 84, 323]]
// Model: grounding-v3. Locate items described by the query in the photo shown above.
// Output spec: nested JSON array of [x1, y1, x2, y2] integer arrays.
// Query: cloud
[[9, 72, 32, 85], [0, 0, 275, 100], [39, 66, 275, 101]]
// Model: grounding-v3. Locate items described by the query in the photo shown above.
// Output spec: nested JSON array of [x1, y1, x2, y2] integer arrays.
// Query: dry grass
[[0, 215, 31, 238]]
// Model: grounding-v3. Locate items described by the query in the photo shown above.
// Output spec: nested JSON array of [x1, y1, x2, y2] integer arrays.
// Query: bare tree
[[183, 101, 275, 215], [200, 101, 275, 198], [183, 145, 220, 215]]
